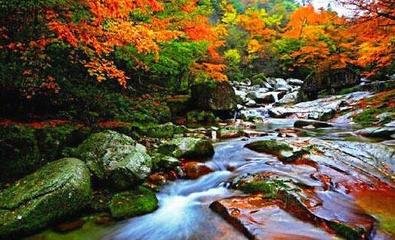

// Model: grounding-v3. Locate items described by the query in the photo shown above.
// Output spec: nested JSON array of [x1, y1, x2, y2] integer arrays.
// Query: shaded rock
[[0, 158, 92, 238], [299, 69, 360, 101], [355, 127, 395, 139], [109, 187, 158, 219], [245, 140, 308, 162], [76, 130, 152, 190], [182, 161, 213, 179], [191, 81, 237, 115], [294, 120, 333, 128], [158, 137, 214, 159]]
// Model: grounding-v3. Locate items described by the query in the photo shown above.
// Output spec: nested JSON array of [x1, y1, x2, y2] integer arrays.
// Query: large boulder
[[109, 187, 158, 219], [158, 137, 214, 159], [191, 81, 237, 116], [299, 69, 360, 101], [0, 158, 92, 238], [76, 130, 152, 190]]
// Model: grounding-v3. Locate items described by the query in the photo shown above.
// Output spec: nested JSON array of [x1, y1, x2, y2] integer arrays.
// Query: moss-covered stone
[[245, 140, 307, 161], [137, 122, 186, 139], [0, 124, 90, 181], [158, 137, 214, 159], [76, 130, 152, 190], [150, 153, 180, 171], [0, 158, 92, 239], [190, 80, 237, 113], [109, 187, 158, 219], [238, 180, 290, 199]]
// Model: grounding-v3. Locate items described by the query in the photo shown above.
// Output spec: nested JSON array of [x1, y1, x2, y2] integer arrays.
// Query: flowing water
[[29, 92, 395, 240]]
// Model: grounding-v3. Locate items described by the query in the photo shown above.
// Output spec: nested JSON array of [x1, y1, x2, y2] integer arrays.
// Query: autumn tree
[[281, 5, 356, 76], [339, 0, 395, 77]]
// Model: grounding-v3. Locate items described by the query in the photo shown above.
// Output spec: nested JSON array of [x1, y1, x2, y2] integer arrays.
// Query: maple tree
[[339, 0, 395, 77], [281, 5, 356, 75]]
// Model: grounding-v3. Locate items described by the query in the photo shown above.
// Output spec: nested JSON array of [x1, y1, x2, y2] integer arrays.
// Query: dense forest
[[0, 0, 394, 239]]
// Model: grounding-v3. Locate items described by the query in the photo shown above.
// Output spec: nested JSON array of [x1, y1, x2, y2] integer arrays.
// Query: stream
[[28, 90, 395, 240]]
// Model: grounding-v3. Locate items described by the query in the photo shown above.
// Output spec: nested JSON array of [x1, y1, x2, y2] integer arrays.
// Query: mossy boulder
[[245, 140, 308, 162], [109, 187, 158, 219], [150, 153, 180, 171], [76, 130, 152, 190], [191, 81, 237, 116], [0, 158, 92, 239], [158, 137, 214, 159], [0, 124, 90, 181]]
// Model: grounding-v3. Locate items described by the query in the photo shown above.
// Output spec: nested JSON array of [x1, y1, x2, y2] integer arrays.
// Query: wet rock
[[245, 140, 308, 162], [226, 174, 376, 240], [191, 80, 237, 115], [355, 127, 395, 139], [210, 195, 332, 240], [109, 187, 158, 219], [0, 158, 92, 238], [76, 130, 152, 190], [182, 161, 213, 179], [277, 91, 298, 105], [294, 119, 333, 128], [269, 95, 345, 120], [218, 127, 243, 139], [158, 137, 214, 159], [277, 128, 302, 138], [267, 78, 292, 91], [246, 90, 275, 104], [245, 99, 257, 107]]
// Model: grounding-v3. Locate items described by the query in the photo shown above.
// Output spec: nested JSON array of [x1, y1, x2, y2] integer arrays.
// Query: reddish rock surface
[[181, 161, 213, 179]]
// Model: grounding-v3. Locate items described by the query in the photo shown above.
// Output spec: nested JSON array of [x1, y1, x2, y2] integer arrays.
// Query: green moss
[[246, 140, 293, 153], [158, 137, 214, 159], [0, 158, 92, 238], [245, 140, 307, 161], [379, 214, 395, 236], [328, 222, 365, 240], [238, 180, 289, 199], [109, 187, 158, 219], [353, 107, 394, 127], [136, 122, 186, 139]]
